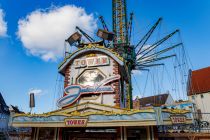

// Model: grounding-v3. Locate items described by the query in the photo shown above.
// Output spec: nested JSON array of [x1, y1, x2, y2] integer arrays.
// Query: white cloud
[[0, 9, 7, 37], [28, 88, 45, 96], [17, 5, 97, 61]]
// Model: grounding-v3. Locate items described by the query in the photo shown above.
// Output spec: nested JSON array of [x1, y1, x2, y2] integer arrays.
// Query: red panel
[[188, 67, 210, 95]]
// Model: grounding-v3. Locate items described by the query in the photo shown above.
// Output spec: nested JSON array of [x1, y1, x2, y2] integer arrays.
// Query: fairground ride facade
[[11, 0, 195, 140]]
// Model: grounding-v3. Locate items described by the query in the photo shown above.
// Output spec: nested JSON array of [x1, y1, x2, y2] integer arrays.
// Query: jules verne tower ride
[[11, 0, 194, 139]]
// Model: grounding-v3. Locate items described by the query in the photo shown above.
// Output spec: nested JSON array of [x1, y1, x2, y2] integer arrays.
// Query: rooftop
[[188, 66, 210, 96], [133, 93, 170, 108]]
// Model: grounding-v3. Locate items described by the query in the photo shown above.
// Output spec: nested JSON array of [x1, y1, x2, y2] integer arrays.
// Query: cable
[[164, 65, 177, 100], [133, 75, 142, 97], [142, 71, 149, 97], [178, 32, 194, 69], [51, 73, 59, 111]]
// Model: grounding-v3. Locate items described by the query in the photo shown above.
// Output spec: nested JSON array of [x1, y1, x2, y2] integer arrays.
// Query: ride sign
[[74, 56, 110, 68], [65, 118, 88, 127], [57, 75, 121, 108], [170, 115, 186, 124]]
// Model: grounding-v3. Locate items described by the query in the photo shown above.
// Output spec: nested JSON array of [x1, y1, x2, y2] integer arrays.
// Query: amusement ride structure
[[10, 0, 194, 139], [62, 0, 187, 108]]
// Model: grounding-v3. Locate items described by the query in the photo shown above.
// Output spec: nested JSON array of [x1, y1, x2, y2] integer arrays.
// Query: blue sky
[[0, 0, 210, 113]]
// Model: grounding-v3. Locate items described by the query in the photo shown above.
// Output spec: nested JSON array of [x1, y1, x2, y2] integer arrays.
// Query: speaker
[[29, 93, 35, 108], [97, 29, 115, 41], [66, 31, 82, 45]]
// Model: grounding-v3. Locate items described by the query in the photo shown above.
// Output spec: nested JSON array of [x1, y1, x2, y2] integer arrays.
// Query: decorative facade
[[10, 44, 195, 140], [57, 45, 130, 109]]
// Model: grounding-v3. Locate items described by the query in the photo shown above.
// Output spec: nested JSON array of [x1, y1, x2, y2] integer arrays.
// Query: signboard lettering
[[74, 56, 109, 68], [57, 75, 120, 107], [65, 118, 88, 127], [170, 115, 186, 124]]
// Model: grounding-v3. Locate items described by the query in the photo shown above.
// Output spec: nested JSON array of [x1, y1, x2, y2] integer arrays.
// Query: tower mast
[[112, 0, 128, 44], [113, 0, 134, 108]]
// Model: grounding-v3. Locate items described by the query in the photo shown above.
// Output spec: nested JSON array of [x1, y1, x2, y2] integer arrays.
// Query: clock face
[[77, 69, 105, 86]]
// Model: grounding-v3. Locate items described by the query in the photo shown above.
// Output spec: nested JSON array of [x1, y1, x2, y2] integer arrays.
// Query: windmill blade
[[137, 54, 176, 65], [137, 43, 182, 62], [135, 18, 162, 54], [137, 29, 179, 57]]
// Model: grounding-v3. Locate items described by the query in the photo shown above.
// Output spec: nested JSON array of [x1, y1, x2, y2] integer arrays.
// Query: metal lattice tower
[[112, 0, 128, 44], [67, 0, 183, 109]]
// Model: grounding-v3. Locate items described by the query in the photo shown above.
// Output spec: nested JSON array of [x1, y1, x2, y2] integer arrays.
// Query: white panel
[[69, 53, 115, 85], [103, 94, 115, 106]]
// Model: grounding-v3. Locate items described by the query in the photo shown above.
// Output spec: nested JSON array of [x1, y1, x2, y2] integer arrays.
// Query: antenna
[[29, 93, 35, 114]]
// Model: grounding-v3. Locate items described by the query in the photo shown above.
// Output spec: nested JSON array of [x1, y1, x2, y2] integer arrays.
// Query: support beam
[[135, 18, 162, 54], [147, 127, 150, 140], [138, 54, 176, 65], [120, 126, 123, 140], [54, 128, 57, 140], [76, 26, 95, 42], [112, 0, 128, 44], [128, 12, 134, 44], [137, 29, 179, 57], [123, 126, 127, 140], [136, 63, 164, 69], [137, 68, 150, 71], [99, 16, 109, 31], [137, 43, 182, 62], [35, 128, 39, 140]]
